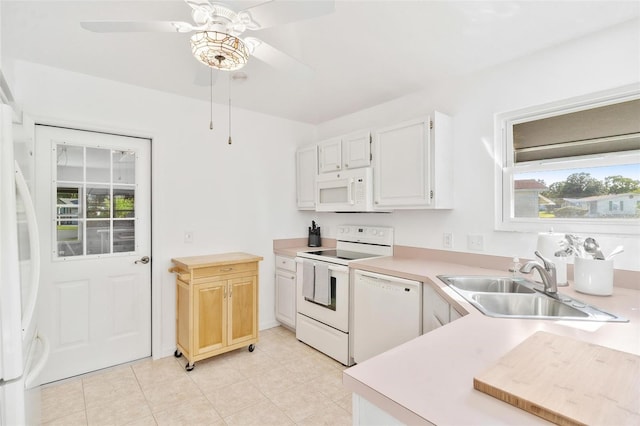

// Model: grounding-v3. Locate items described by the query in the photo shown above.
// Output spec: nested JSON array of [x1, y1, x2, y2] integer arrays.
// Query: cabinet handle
[[220, 267, 233, 272], [345, 163, 348, 167]]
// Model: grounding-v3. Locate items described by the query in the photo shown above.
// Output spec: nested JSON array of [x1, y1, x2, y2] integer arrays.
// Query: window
[[496, 85, 640, 234], [55, 143, 137, 257]]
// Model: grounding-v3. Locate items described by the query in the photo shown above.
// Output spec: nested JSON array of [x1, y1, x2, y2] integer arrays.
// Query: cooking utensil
[[583, 237, 605, 260], [605, 245, 624, 260], [565, 234, 586, 258]]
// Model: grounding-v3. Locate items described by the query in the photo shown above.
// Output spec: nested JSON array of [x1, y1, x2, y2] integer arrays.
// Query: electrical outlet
[[443, 233, 453, 249], [467, 234, 484, 251], [184, 231, 194, 244]]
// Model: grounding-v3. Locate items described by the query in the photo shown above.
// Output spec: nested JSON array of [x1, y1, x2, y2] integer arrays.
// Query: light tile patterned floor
[[40, 326, 352, 425]]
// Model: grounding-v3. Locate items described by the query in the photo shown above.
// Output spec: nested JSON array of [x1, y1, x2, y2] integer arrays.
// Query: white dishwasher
[[353, 270, 422, 363]]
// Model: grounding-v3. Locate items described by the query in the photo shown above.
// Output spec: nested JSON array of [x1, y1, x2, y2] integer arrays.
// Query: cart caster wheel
[[174, 349, 182, 358], [248, 344, 255, 352], [185, 362, 194, 372]]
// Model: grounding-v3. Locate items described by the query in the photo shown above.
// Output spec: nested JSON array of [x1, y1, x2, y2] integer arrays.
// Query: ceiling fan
[[80, 0, 334, 75]]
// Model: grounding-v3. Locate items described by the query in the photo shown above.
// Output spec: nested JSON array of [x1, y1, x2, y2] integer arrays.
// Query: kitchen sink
[[438, 275, 535, 294], [471, 293, 588, 318], [437, 275, 627, 322]]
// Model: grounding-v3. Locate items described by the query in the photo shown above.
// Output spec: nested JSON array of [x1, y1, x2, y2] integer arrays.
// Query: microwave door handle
[[348, 178, 355, 205]]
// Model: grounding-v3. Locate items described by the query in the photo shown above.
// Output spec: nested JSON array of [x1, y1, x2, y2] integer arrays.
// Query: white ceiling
[[2, 1, 639, 124]]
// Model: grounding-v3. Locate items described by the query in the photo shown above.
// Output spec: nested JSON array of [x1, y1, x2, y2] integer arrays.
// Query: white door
[[34, 125, 151, 384]]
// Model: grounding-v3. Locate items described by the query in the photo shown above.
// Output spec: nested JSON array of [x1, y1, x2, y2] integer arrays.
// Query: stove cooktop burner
[[304, 249, 380, 261]]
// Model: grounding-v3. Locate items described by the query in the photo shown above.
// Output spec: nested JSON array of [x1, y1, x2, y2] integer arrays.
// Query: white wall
[[309, 19, 640, 272], [5, 58, 315, 358]]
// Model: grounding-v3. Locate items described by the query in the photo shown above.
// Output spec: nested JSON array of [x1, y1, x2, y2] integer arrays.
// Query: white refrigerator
[[0, 103, 49, 425]]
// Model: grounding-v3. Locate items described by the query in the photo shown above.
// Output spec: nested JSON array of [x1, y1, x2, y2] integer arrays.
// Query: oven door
[[296, 259, 349, 332]]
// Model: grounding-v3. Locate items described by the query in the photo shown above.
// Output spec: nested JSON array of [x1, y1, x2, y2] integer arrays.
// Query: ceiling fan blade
[[245, 37, 313, 79], [240, 0, 335, 30], [80, 21, 194, 33]]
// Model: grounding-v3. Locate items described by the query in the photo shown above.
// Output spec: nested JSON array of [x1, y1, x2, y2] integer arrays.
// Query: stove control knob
[[371, 229, 378, 235]]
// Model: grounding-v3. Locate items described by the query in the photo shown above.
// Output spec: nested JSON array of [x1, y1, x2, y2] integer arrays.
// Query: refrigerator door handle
[[24, 333, 50, 389], [15, 161, 41, 334]]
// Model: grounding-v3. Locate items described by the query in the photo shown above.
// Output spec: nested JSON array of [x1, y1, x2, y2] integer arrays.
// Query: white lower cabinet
[[275, 255, 296, 329], [353, 394, 404, 426], [423, 283, 462, 333]]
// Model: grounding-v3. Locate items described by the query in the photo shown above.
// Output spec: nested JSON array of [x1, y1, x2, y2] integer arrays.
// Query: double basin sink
[[437, 275, 627, 322]]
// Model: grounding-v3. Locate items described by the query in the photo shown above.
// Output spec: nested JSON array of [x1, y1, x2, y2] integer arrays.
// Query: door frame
[[31, 116, 162, 360]]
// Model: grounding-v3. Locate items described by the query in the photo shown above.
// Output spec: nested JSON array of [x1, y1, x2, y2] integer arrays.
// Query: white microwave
[[315, 168, 375, 212]]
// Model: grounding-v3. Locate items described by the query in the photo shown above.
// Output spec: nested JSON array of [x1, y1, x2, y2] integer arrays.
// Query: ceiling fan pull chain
[[209, 68, 214, 130], [228, 73, 232, 145]]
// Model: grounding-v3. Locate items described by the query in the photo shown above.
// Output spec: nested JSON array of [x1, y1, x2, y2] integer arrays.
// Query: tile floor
[[41, 326, 353, 425]]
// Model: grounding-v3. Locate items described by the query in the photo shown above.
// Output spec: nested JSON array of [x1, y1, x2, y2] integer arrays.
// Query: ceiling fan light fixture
[[190, 31, 248, 71]]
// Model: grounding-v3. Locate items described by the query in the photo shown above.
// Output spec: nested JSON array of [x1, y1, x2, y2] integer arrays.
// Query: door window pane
[[113, 188, 135, 218], [87, 220, 110, 255], [114, 220, 135, 253], [86, 186, 110, 219], [86, 147, 111, 183], [57, 145, 84, 181], [57, 221, 83, 257], [113, 151, 135, 184], [57, 186, 81, 222]]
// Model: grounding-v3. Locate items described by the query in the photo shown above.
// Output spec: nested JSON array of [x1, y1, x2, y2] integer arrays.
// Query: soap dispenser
[[510, 257, 522, 277]]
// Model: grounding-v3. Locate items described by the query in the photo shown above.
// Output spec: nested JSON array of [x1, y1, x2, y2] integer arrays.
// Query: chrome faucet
[[519, 251, 557, 295]]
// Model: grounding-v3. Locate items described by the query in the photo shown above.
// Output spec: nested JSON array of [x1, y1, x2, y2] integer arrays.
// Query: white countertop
[[342, 256, 640, 425]]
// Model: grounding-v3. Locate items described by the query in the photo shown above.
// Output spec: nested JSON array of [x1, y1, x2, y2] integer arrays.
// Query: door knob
[[135, 256, 150, 264]]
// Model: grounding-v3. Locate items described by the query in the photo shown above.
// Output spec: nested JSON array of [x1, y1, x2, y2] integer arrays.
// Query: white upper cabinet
[[373, 112, 453, 209], [342, 131, 371, 170], [318, 138, 342, 173], [296, 145, 317, 210], [318, 131, 371, 173]]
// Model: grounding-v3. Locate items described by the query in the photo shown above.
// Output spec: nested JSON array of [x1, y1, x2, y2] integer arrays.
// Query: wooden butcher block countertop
[[474, 331, 639, 426], [171, 252, 263, 270]]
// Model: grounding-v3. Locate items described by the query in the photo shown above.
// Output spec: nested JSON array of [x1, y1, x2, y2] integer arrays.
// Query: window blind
[[513, 99, 640, 163]]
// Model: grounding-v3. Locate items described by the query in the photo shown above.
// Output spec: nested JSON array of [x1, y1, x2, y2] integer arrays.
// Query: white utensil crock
[[573, 257, 614, 296]]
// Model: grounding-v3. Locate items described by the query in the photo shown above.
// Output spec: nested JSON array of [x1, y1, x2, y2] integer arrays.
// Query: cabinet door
[[423, 284, 450, 333], [296, 145, 317, 210], [318, 138, 342, 173], [342, 131, 371, 169], [228, 275, 258, 346], [194, 281, 226, 355], [373, 118, 431, 208], [275, 269, 296, 329]]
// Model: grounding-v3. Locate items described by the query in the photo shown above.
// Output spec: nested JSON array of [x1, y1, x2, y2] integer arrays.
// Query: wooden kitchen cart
[[169, 252, 263, 371]]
